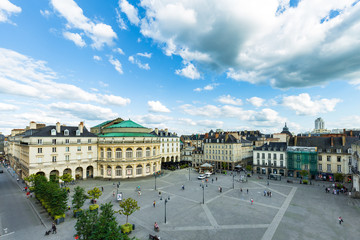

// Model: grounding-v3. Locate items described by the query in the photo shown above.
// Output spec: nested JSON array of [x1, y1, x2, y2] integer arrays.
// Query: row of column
[[98, 161, 160, 179]]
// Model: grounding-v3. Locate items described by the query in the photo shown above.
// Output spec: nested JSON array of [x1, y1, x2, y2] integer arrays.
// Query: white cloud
[[137, 0, 360, 88], [109, 56, 123, 74], [99, 81, 108, 87], [137, 52, 152, 58], [193, 83, 218, 92], [40, 9, 51, 17], [115, 8, 127, 30], [63, 31, 86, 47], [247, 97, 265, 107], [119, 0, 140, 26], [217, 95, 242, 106], [113, 48, 125, 55], [134, 114, 173, 124], [175, 62, 200, 79], [50, 102, 118, 120], [0, 0, 21, 23], [51, 0, 117, 49], [148, 101, 170, 113], [93, 55, 102, 61], [100, 94, 130, 106], [197, 120, 223, 128], [0, 48, 130, 106], [128, 55, 150, 70], [282, 93, 341, 115], [0, 102, 18, 111]]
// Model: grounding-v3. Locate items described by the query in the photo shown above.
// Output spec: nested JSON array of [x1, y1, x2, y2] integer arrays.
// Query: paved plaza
[[1, 167, 360, 240]]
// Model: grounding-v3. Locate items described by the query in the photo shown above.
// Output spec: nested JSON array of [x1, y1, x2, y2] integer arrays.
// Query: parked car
[[205, 172, 212, 178], [197, 174, 206, 180]]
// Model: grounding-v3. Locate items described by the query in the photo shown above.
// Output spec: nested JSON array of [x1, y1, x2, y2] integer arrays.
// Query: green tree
[[118, 198, 140, 224], [300, 170, 309, 178], [60, 173, 74, 186], [72, 186, 87, 210], [91, 203, 122, 240], [222, 162, 228, 170], [334, 173, 345, 182], [88, 187, 102, 201], [75, 210, 98, 240], [245, 165, 252, 172]]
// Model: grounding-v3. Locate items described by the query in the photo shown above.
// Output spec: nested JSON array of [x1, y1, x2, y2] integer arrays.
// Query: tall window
[[136, 165, 142, 175], [280, 161, 284, 167], [52, 139, 56, 144], [136, 148, 142, 158], [337, 165, 341, 172], [280, 154, 283, 160], [337, 156, 341, 162], [318, 164, 322, 171], [88, 139, 91, 143], [107, 148, 112, 159], [65, 147, 69, 152], [268, 153, 271, 159], [88, 146, 92, 151], [273, 154, 277, 160], [37, 139, 42, 145], [65, 139, 70, 144], [327, 164, 331, 172], [146, 148, 151, 157], [65, 155, 70, 161], [52, 156, 57, 162], [257, 153, 260, 158], [262, 153, 265, 159], [77, 146, 81, 152], [318, 155, 322, 161], [100, 149, 104, 158], [116, 166, 122, 176], [52, 147, 56, 153], [126, 148, 133, 159], [327, 156, 331, 162], [116, 148, 122, 159], [38, 148, 42, 154]]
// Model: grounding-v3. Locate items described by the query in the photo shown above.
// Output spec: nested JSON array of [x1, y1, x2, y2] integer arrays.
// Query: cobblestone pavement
[[1, 167, 360, 240]]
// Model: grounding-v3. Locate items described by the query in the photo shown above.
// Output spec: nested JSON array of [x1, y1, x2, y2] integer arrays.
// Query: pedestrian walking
[[247, 189, 249, 194], [182, 184, 185, 190], [267, 181, 269, 186], [339, 216, 343, 224], [240, 188, 243, 193], [216, 177, 218, 181], [269, 192, 272, 197], [250, 198, 253, 205], [101, 186, 104, 192], [113, 191, 115, 197], [212, 178, 214, 183], [52, 222, 57, 234], [264, 190, 267, 196], [153, 200, 156, 207]]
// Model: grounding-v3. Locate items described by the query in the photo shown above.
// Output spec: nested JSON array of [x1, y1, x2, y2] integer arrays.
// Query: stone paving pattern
[[1, 167, 360, 240]]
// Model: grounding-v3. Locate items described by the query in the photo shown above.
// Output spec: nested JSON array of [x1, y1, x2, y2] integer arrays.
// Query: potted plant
[[88, 187, 102, 210], [118, 197, 140, 234]]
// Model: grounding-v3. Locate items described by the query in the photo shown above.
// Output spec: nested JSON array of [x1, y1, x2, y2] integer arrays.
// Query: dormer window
[[51, 129, 56, 136], [76, 130, 80, 136], [64, 129, 69, 136]]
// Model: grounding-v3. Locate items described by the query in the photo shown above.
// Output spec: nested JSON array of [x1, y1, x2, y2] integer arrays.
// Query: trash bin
[[132, 224, 135, 230]]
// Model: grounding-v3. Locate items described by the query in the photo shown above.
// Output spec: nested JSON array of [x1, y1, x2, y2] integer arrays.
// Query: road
[[0, 165, 42, 239]]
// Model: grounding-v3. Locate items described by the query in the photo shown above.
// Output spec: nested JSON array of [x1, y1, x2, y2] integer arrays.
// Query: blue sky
[[1, 0, 360, 135]]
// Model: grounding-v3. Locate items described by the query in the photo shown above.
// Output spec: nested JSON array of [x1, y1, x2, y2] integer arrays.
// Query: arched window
[[107, 148, 112, 159], [153, 148, 156, 156], [116, 148, 122, 159], [126, 148, 133, 159], [146, 147, 151, 157], [136, 148, 142, 158], [107, 166, 111, 176], [136, 164, 142, 175], [146, 163, 150, 173], [116, 166, 121, 176], [64, 129, 69, 136], [126, 165, 132, 175]]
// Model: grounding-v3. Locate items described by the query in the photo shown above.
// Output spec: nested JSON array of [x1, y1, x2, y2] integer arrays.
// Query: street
[[0, 165, 42, 239]]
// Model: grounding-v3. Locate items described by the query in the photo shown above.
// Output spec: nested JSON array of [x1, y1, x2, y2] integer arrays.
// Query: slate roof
[[151, 130, 179, 137], [22, 126, 97, 138], [204, 133, 252, 144], [105, 120, 146, 129], [288, 136, 358, 152], [254, 142, 287, 151]]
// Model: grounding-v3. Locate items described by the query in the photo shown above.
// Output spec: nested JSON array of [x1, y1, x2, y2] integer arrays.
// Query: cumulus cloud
[[282, 93, 341, 115], [194, 83, 218, 92], [175, 62, 200, 79], [217, 95, 242, 105], [0, 102, 18, 111], [0, 0, 21, 23], [134, 114, 173, 124], [119, 0, 140, 26], [113, 48, 125, 55], [247, 97, 265, 107], [128, 54, 150, 70], [109, 56, 123, 74], [63, 31, 86, 47], [100, 94, 130, 106], [133, 0, 360, 88], [148, 101, 170, 113], [197, 120, 223, 128], [93, 55, 101, 61], [40, 9, 51, 17], [51, 0, 117, 49], [50, 102, 118, 120]]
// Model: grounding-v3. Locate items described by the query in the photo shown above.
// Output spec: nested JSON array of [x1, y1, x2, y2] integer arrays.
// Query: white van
[[205, 172, 212, 178]]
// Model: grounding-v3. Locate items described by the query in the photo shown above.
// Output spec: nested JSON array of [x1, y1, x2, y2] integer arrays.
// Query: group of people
[[264, 190, 272, 197]]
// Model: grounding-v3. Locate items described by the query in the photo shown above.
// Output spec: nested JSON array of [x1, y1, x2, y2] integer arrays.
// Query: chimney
[[215, 132, 219, 138], [78, 122, 84, 134], [342, 136, 346, 146], [155, 128, 159, 135], [56, 122, 61, 133], [29, 121, 37, 130], [350, 130, 353, 137], [205, 133, 209, 139], [165, 128, 168, 136], [225, 133, 229, 142], [294, 136, 297, 146], [331, 136, 334, 147]]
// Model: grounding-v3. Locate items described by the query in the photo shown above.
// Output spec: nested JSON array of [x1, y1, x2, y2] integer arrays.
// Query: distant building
[[315, 117, 325, 130], [151, 128, 180, 163], [253, 142, 287, 176], [287, 146, 318, 178], [351, 141, 360, 196]]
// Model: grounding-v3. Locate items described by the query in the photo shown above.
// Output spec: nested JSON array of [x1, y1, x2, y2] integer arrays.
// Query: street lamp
[[233, 174, 235, 189], [200, 183, 205, 204], [160, 196, 170, 223], [188, 163, 191, 180], [154, 172, 157, 190]]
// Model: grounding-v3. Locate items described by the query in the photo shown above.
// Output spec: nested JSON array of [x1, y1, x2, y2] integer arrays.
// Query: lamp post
[[161, 196, 170, 223], [200, 183, 205, 204], [154, 172, 157, 190], [188, 163, 191, 180], [233, 174, 235, 189]]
